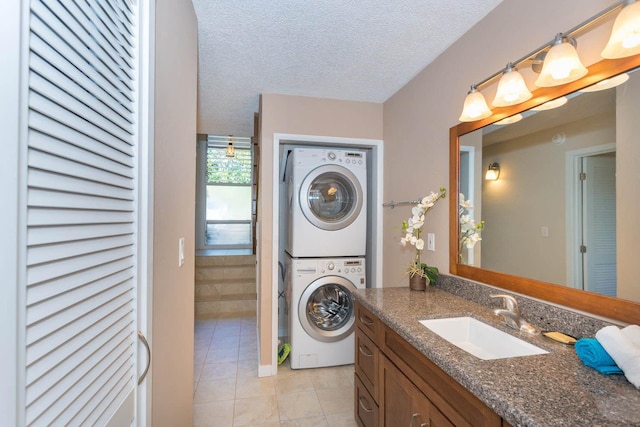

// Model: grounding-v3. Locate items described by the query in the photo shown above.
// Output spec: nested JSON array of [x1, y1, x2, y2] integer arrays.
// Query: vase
[[409, 275, 428, 291]]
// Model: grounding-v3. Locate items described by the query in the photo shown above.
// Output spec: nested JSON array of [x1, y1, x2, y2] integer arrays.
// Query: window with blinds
[[25, 0, 138, 425]]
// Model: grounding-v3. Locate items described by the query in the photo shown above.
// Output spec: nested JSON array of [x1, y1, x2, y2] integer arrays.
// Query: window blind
[[25, 0, 138, 425]]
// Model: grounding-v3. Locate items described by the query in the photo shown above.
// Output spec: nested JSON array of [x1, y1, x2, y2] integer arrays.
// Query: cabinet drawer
[[355, 303, 381, 343], [355, 329, 379, 401], [355, 375, 379, 427]]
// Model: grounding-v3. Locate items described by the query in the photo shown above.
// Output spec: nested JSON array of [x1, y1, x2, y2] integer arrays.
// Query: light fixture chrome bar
[[472, 0, 628, 91]]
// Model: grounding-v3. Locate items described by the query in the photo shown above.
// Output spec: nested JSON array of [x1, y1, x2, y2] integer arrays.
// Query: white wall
[[152, 0, 198, 425]]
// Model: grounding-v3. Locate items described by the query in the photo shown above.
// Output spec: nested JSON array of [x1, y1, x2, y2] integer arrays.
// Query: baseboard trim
[[258, 363, 275, 377]]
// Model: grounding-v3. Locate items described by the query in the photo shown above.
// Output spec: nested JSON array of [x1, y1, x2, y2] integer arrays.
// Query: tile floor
[[193, 316, 358, 427]]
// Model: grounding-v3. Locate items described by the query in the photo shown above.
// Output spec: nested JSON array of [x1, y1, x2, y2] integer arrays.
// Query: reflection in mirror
[[458, 68, 639, 303]]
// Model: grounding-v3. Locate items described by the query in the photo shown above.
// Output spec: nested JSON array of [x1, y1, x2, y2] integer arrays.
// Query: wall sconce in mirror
[[458, 0, 640, 122], [226, 135, 235, 158], [485, 162, 500, 181]]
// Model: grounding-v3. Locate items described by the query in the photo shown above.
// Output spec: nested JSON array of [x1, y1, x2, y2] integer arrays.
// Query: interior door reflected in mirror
[[450, 57, 640, 323]]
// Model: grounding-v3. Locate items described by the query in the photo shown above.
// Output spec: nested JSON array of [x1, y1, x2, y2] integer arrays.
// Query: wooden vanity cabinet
[[354, 302, 502, 427]]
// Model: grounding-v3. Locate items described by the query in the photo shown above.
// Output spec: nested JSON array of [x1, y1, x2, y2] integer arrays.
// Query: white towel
[[596, 325, 640, 388], [622, 325, 640, 347]]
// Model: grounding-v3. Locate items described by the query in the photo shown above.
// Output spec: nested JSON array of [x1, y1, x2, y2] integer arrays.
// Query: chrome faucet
[[490, 294, 539, 335]]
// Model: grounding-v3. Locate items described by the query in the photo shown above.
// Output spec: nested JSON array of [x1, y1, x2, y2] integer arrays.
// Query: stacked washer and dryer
[[284, 147, 367, 369]]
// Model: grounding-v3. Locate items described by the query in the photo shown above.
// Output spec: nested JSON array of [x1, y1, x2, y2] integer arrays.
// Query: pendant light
[[535, 34, 588, 87], [225, 135, 235, 158], [580, 73, 629, 92], [602, 0, 640, 58], [491, 64, 532, 107], [458, 85, 492, 122]]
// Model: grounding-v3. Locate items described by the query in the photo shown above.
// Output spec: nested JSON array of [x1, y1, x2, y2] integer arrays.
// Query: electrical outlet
[[178, 237, 185, 267], [427, 233, 435, 251], [541, 226, 549, 238]]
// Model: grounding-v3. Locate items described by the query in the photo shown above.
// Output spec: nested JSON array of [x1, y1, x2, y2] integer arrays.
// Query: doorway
[[566, 144, 617, 296]]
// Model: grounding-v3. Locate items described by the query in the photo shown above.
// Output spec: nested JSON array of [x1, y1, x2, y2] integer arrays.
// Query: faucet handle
[[490, 294, 520, 313]]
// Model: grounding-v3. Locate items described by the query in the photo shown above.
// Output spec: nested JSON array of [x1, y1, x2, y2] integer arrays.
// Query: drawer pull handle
[[359, 315, 374, 326], [411, 413, 429, 427], [358, 396, 373, 413], [358, 344, 373, 357]]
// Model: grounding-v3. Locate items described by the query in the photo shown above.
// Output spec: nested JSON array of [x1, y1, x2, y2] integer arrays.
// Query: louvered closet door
[[25, 0, 140, 425]]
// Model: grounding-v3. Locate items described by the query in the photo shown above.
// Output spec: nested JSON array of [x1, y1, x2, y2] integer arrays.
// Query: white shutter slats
[[30, 2, 134, 101], [26, 294, 133, 379], [29, 35, 134, 121], [30, 71, 134, 144], [27, 234, 134, 266], [30, 91, 134, 156], [27, 223, 134, 246], [28, 208, 135, 227], [76, 0, 135, 63], [25, 0, 138, 423], [27, 257, 132, 305], [28, 188, 134, 211], [30, 53, 134, 134], [28, 161, 134, 198], [26, 268, 133, 326], [26, 247, 133, 286], [29, 113, 134, 168], [27, 321, 133, 425]]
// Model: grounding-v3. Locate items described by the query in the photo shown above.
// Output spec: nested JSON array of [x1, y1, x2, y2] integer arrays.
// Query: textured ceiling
[[192, 0, 504, 136]]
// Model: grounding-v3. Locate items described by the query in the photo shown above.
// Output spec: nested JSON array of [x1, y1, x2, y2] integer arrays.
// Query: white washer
[[285, 147, 367, 257], [286, 256, 366, 369]]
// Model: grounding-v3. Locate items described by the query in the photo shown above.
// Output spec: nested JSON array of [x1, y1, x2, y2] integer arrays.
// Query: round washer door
[[299, 164, 363, 231], [298, 276, 356, 343]]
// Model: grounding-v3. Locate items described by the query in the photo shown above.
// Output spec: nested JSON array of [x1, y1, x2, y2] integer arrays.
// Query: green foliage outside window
[[207, 147, 252, 184]]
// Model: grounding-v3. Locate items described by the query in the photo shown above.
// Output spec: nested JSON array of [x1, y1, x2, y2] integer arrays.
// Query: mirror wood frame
[[450, 55, 640, 325]]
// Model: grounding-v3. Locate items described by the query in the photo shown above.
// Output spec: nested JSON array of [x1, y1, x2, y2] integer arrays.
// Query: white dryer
[[286, 256, 365, 369], [285, 147, 367, 257]]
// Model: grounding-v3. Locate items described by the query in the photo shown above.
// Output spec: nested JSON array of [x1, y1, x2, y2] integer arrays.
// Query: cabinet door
[[382, 356, 437, 427]]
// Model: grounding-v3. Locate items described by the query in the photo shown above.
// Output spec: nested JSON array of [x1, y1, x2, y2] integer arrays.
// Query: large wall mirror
[[450, 55, 640, 324]]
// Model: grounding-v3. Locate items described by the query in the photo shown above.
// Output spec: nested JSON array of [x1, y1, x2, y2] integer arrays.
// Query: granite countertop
[[354, 286, 640, 427]]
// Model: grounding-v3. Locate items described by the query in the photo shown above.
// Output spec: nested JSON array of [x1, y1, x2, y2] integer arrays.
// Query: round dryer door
[[298, 276, 356, 343], [300, 165, 363, 231]]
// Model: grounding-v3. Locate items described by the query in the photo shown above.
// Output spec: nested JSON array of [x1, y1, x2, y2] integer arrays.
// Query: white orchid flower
[[415, 238, 424, 250], [400, 238, 407, 246]]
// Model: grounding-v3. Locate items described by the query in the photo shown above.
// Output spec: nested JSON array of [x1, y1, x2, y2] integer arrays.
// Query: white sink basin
[[419, 316, 548, 360]]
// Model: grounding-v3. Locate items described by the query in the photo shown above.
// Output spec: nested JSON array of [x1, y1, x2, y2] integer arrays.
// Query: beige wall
[[617, 70, 640, 302], [152, 0, 198, 425], [382, 0, 617, 286], [257, 94, 382, 368], [481, 113, 615, 284]]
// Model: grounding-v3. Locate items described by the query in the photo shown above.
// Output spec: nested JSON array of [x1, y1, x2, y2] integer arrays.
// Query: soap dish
[[542, 331, 577, 345]]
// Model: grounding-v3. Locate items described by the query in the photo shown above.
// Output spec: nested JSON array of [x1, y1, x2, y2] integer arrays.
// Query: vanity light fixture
[[492, 64, 533, 107], [458, 0, 635, 122], [531, 96, 568, 111], [459, 85, 493, 121], [534, 34, 588, 87], [579, 72, 630, 92], [225, 135, 235, 158], [602, 0, 640, 59], [485, 163, 500, 181]]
